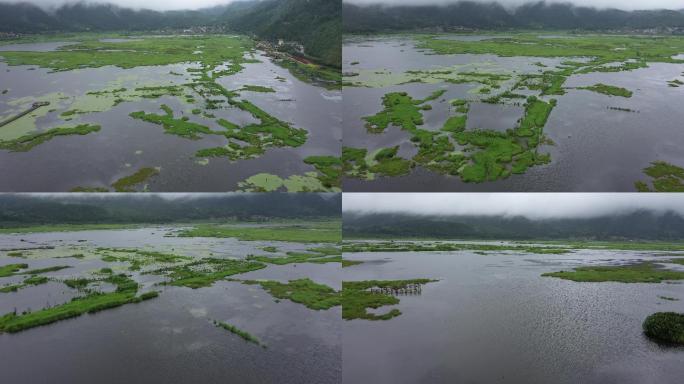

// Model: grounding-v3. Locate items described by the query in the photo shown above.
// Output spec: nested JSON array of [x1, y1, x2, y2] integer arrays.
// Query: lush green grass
[[177, 221, 342, 243], [542, 262, 684, 283], [643, 312, 684, 344], [241, 278, 340, 310], [111, 167, 159, 192], [577, 83, 633, 98], [0, 273, 156, 333], [213, 320, 264, 347], [0, 124, 101, 152], [342, 279, 437, 320]]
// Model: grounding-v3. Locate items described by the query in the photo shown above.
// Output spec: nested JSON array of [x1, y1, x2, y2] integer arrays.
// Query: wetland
[[0, 34, 341, 192], [343, 33, 684, 191], [343, 239, 684, 384], [0, 220, 341, 383]]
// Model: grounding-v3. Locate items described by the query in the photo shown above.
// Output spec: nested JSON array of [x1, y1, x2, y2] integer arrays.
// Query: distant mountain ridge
[[0, 194, 341, 225], [343, 210, 684, 241], [0, 0, 341, 67], [343, 1, 684, 33]]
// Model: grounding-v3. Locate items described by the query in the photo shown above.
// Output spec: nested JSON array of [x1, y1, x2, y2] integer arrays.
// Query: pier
[[0, 101, 50, 127]]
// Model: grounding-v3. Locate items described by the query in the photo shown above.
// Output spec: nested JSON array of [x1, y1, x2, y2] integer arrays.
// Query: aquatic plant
[[240, 278, 340, 310], [213, 320, 264, 347], [342, 279, 437, 320], [643, 312, 684, 344]]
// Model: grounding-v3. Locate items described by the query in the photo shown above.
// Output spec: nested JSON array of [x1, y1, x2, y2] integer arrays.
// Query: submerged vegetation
[[342, 279, 437, 321]]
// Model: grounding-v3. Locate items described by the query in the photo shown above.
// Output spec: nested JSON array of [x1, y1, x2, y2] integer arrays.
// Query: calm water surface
[[343, 247, 684, 384], [0, 227, 341, 384]]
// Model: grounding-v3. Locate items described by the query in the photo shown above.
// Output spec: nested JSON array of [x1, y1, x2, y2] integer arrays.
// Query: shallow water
[[343, 247, 684, 384], [0, 42, 340, 192], [343, 36, 684, 191], [0, 227, 341, 383]]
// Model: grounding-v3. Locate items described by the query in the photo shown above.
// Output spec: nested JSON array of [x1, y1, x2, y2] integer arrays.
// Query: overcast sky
[[345, 0, 684, 11], [343, 193, 684, 220], [0, 0, 242, 11]]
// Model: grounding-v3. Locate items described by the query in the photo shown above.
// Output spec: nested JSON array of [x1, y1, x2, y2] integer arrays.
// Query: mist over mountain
[[343, 210, 684, 241], [343, 1, 684, 33], [0, 0, 341, 66], [0, 193, 341, 226]]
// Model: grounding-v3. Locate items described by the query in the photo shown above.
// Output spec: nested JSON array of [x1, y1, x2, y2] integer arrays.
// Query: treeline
[[343, 210, 684, 241], [343, 1, 684, 33], [0, 0, 341, 67], [0, 194, 340, 226]]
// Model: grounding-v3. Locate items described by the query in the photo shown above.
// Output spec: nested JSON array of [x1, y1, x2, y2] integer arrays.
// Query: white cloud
[[343, 193, 684, 220], [0, 0, 242, 11]]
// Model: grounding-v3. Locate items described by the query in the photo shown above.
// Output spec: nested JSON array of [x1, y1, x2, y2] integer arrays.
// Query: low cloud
[[343, 193, 684, 220]]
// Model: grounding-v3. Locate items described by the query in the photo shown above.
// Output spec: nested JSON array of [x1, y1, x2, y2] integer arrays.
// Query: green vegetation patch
[[129, 105, 213, 140], [343, 279, 437, 320], [350, 92, 553, 183], [111, 167, 159, 192], [0, 275, 48, 293], [0, 273, 157, 333], [643, 312, 684, 345], [241, 278, 340, 310], [155, 258, 266, 289], [248, 246, 340, 265], [635, 161, 684, 192], [214, 320, 264, 347], [177, 221, 342, 243], [0, 124, 101, 152], [542, 261, 684, 283], [577, 83, 633, 98]]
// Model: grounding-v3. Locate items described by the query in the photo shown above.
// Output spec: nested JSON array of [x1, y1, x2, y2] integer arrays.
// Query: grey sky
[[0, 0, 242, 11], [343, 193, 684, 220], [345, 0, 684, 11]]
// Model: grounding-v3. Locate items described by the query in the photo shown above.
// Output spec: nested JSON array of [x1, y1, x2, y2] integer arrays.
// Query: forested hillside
[[344, 210, 684, 240], [0, 194, 340, 226], [343, 1, 684, 33]]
